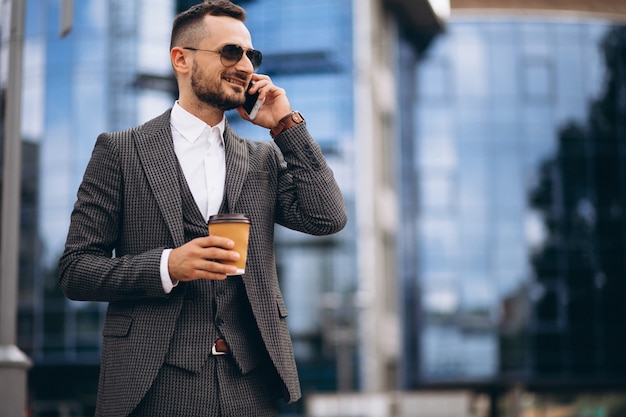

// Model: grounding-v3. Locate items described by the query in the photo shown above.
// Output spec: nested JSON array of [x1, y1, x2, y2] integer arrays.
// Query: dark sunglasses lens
[[220, 45, 262, 70], [221, 45, 244, 65], [246, 50, 262, 70]]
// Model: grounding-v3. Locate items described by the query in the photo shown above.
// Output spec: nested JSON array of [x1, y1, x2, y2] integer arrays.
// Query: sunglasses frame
[[183, 44, 262, 71]]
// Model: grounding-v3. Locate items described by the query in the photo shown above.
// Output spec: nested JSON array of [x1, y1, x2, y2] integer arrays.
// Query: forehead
[[201, 15, 253, 48]]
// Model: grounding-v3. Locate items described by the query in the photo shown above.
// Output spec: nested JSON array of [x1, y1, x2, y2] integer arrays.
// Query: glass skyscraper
[[400, 16, 626, 397]]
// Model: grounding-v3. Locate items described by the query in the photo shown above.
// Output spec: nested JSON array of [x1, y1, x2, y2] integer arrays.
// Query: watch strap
[[270, 111, 304, 138]]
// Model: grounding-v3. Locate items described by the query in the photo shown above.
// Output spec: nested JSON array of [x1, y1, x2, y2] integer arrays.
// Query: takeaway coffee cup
[[208, 214, 251, 275]]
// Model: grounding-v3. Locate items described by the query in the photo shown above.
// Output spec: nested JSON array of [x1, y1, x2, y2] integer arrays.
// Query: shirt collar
[[171, 101, 226, 145]]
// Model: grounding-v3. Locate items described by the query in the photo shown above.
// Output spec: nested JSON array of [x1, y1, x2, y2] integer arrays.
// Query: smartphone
[[242, 81, 264, 120]]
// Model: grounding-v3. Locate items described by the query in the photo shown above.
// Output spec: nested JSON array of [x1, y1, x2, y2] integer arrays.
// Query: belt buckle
[[211, 343, 227, 356]]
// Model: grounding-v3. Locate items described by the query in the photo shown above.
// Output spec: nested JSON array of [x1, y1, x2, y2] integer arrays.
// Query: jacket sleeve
[[272, 122, 348, 236], [58, 133, 168, 302]]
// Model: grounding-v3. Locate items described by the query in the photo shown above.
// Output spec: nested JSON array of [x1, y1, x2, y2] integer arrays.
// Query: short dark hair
[[170, 0, 247, 50]]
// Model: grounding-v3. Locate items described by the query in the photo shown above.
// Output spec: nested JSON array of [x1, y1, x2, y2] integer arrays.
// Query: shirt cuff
[[160, 248, 178, 293]]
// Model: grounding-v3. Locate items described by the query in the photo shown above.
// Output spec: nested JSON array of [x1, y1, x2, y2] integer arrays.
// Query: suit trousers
[[129, 354, 280, 417]]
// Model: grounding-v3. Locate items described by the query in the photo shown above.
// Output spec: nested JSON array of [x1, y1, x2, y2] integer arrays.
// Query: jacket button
[[215, 317, 224, 326]]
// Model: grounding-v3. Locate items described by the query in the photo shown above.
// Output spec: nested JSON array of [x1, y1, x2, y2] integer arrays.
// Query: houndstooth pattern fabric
[[58, 109, 347, 417], [165, 175, 269, 378]]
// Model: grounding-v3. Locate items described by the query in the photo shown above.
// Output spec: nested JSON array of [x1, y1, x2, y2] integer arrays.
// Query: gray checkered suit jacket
[[58, 109, 347, 417]]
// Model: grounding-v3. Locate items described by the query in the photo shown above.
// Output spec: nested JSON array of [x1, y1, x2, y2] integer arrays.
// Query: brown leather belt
[[211, 338, 230, 356]]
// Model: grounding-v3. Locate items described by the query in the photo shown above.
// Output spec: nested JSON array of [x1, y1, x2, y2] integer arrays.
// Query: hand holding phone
[[242, 81, 265, 120]]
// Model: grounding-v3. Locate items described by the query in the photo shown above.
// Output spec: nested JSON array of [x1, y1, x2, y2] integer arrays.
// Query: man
[[58, 1, 347, 416]]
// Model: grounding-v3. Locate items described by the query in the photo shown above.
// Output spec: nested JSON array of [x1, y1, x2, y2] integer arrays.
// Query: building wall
[[450, 0, 626, 19], [401, 15, 626, 389]]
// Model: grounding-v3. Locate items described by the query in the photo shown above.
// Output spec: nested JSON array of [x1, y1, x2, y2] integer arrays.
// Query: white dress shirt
[[160, 102, 227, 292]]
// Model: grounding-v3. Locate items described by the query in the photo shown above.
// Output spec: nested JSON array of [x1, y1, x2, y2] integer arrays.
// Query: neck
[[177, 98, 225, 126]]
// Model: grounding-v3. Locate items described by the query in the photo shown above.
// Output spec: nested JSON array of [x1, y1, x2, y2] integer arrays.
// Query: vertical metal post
[[60, 0, 74, 37], [0, 0, 32, 415], [354, 0, 378, 392], [353, 0, 399, 392]]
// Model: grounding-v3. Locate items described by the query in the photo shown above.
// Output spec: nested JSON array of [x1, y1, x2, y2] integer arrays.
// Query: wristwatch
[[270, 111, 304, 138]]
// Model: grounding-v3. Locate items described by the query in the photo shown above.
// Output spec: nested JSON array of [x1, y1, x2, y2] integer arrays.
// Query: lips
[[223, 76, 247, 88]]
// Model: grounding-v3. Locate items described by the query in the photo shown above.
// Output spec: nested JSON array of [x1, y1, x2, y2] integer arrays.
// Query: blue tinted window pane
[[409, 18, 616, 383], [522, 58, 553, 101]]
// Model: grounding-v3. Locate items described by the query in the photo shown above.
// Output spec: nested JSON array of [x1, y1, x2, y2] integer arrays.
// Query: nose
[[235, 52, 255, 73]]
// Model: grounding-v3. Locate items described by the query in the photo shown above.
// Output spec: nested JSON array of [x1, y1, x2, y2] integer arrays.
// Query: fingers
[[249, 76, 286, 103], [168, 236, 240, 282], [240, 75, 291, 129], [248, 74, 270, 92], [190, 258, 238, 281], [197, 235, 235, 250]]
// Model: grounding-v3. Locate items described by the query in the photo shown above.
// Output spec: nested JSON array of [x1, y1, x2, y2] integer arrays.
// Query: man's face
[[190, 58, 246, 111], [188, 15, 255, 111]]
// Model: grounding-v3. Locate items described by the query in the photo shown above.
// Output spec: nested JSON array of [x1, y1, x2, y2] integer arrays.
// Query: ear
[[171, 47, 191, 76]]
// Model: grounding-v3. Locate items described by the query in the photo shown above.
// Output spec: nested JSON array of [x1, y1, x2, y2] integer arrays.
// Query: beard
[[190, 63, 246, 111]]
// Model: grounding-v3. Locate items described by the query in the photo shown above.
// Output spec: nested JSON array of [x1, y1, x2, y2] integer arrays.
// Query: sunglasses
[[183, 44, 262, 71]]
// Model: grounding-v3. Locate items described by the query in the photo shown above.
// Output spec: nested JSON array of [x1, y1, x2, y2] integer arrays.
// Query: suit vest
[[163, 167, 269, 375]]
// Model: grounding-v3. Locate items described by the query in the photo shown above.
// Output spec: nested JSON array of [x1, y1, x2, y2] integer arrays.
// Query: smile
[[224, 77, 247, 88]]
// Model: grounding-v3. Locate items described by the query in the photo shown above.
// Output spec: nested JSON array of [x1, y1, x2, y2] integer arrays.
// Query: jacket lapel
[[133, 110, 186, 247], [222, 122, 249, 213], [133, 113, 249, 247], [222, 123, 262, 294]]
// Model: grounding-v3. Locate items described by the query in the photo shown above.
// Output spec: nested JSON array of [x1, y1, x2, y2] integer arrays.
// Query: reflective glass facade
[[19, 0, 174, 365], [402, 17, 626, 388]]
